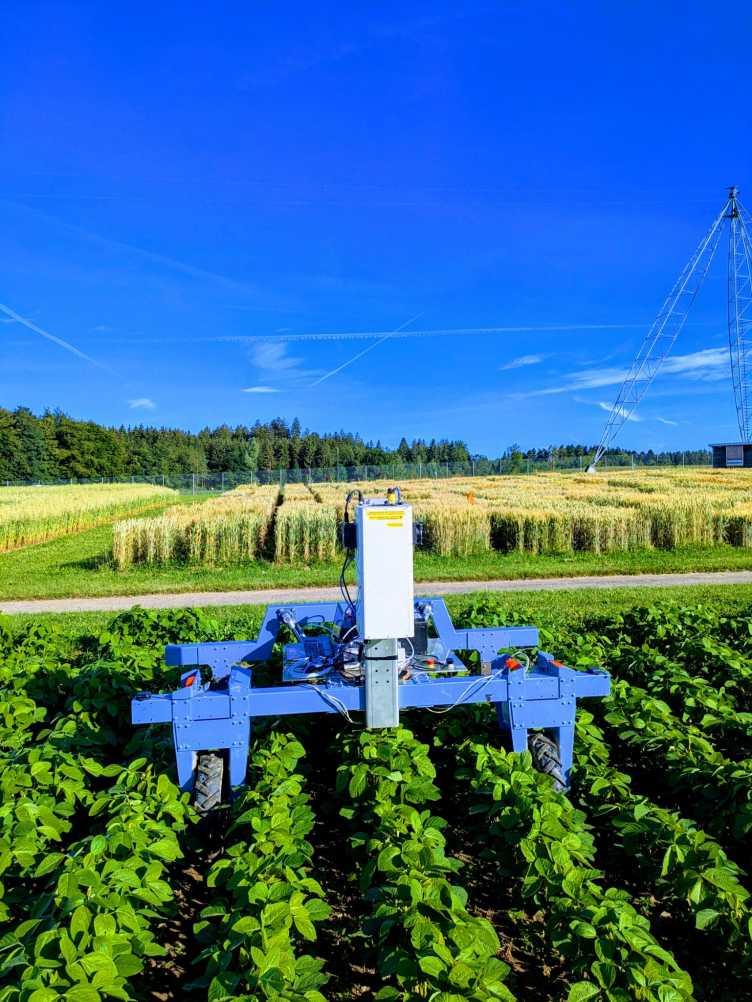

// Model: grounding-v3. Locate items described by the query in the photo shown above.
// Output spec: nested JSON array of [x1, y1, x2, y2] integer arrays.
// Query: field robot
[[132, 488, 610, 810]]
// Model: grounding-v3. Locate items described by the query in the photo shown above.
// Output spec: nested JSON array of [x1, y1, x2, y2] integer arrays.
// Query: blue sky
[[1, 1, 750, 454]]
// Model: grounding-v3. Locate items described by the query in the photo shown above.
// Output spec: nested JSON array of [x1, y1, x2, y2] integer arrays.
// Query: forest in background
[[0, 406, 710, 481]]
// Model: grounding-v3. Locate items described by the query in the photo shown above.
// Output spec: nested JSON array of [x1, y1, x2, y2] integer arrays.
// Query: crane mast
[[728, 191, 752, 443], [589, 188, 752, 469]]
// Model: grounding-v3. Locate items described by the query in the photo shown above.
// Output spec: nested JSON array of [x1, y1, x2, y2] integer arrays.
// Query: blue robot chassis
[[132, 596, 610, 797]]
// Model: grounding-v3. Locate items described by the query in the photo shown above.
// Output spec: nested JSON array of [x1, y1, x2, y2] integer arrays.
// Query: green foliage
[[192, 732, 330, 1001], [0, 610, 198, 1000], [0, 407, 471, 481], [337, 728, 515, 1002], [573, 710, 752, 966], [602, 681, 752, 848], [4, 594, 752, 1000], [458, 740, 695, 1002], [0, 763, 193, 1002]]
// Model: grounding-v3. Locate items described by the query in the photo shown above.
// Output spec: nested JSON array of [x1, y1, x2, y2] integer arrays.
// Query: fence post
[[192, 473, 195, 495]]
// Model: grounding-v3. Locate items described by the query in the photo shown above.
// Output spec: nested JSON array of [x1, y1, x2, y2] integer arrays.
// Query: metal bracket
[[364, 638, 399, 728]]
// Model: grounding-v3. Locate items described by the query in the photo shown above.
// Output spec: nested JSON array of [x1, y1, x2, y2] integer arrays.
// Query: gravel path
[[2, 569, 752, 615]]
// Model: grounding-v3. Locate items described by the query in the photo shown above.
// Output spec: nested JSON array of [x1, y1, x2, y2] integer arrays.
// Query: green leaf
[[114, 954, 143, 978], [570, 920, 597, 939], [89, 836, 107, 856], [418, 955, 445, 978], [65, 988, 102, 1002], [704, 867, 742, 893], [79, 953, 117, 978], [566, 983, 601, 1002], [291, 905, 316, 941], [695, 908, 720, 930], [70, 905, 91, 941], [35, 853, 65, 877], [93, 914, 116, 938], [149, 838, 180, 861], [348, 766, 368, 799]]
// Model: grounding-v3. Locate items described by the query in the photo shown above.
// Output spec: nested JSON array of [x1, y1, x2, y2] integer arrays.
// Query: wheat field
[[109, 468, 752, 567], [0, 483, 175, 553], [112, 486, 279, 569]]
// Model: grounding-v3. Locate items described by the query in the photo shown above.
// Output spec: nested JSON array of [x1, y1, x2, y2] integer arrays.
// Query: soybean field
[[1, 596, 751, 1001]]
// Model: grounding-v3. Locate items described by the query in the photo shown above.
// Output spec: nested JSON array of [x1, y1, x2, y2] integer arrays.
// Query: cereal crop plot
[[111, 467, 752, 567], [112, 485, 278, 568], [0, 482, 175, 552]]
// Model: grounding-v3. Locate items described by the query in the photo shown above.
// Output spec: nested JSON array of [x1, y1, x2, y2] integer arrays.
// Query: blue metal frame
[[132, 598, 609, 791]]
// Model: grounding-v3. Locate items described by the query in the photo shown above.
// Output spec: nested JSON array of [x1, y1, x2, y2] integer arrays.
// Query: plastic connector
[[340, 522, 357, 550]]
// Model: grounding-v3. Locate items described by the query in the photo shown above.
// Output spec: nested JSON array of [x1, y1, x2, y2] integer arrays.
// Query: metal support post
[[364, 638, 399, 728]]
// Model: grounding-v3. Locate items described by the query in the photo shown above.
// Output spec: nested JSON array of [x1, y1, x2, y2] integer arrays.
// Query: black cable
[[340, 489, 361, 621], [339, 549, 356, 618]]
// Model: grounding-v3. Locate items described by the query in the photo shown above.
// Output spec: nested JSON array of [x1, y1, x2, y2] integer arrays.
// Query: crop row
[[572, 710, 752, 969], [0, 759, 192, 1001], [192, 732, 330, 1001], [600, 681, 752, 850], [453, 736, 694, 1002], [336, 725, 515, 1001], [0, 614, 202, 1001]]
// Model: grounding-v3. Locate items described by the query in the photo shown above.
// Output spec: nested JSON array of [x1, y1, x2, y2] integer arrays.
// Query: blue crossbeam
[[133, 664, 609, 722], [133, 597, 610, 794]]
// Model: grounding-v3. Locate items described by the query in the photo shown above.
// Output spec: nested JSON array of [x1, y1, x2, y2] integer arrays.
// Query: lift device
[[132, 488, 610, 809]]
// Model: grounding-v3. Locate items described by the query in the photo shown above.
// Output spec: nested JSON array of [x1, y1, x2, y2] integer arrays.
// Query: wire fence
[[1, 452, 712, 492]]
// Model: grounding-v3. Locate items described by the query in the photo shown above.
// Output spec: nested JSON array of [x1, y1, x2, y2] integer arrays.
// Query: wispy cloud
[[251, 340, 303, 372], [598, 400, 641, 422], [0, 302, 110, 370], [656, 416, 679, 426], [244, 339, 320, 392], [499, 353, 544, 371], [516, 347, 730, 399], [128, 398, 155, 410]]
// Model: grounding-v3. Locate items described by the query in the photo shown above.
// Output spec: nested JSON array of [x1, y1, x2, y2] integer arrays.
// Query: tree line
[[0, 408, 471, 481], [0, 407, 709, 482]]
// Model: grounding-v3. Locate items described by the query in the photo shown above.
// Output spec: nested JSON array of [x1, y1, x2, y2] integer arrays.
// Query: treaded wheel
[[528, 732, 566, 791], [194, 752, 224, 813]]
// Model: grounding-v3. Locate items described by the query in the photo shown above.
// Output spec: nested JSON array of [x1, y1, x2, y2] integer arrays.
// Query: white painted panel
[[356, 501, 414, 639]]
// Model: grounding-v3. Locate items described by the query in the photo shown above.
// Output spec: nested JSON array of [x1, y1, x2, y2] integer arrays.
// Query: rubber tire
[[528, 732, 566, 791], [194, 752, 224, 813]]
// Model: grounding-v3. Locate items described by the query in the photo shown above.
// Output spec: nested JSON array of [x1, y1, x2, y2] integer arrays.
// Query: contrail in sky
[[245, 322, 649, 344], [309, 314, 423, 387], [0, 302, 110, 370]]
